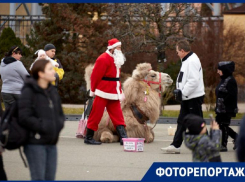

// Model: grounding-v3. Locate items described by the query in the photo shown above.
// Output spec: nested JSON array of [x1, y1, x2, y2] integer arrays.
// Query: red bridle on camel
[[143, 72, 162, 97]]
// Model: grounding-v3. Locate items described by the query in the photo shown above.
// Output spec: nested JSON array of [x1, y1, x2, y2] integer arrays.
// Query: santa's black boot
[[84, 128, 101, 145], [116, 125, 128, 145]]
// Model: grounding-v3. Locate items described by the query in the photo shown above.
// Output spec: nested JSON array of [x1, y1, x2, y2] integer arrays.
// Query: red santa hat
[[107, 38, 121, 50]]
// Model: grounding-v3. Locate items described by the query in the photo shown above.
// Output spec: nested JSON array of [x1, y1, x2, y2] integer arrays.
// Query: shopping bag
[[76, 113, 88, 138]]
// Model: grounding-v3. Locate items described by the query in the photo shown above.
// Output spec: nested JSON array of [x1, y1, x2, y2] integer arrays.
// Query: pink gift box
[[122, 138, 145, 152]]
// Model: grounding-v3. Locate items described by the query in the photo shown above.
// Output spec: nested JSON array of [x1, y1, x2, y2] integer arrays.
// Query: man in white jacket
[[161, 40, 205, 154]]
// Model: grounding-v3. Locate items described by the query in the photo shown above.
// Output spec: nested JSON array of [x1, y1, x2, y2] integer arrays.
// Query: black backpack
[[0, 101, 29, 167], [0, 101, 29, 150]]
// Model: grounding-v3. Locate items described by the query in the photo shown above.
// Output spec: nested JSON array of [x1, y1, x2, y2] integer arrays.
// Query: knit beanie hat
[[44, 44, 56, 51], [184, 114, 206, 135]]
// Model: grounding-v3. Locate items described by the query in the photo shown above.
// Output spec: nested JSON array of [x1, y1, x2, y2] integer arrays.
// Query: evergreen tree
[[106, 3, 199, 72], [0, 27, 29, 58], [24, 3, 110, 103]]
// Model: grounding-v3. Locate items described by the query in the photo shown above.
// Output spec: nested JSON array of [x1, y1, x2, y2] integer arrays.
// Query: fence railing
[[0, 15, 46, 44], [0, 14, 223, 45]]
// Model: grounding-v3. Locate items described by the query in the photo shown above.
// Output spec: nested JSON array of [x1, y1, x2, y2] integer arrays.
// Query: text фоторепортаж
[[156, 167, 245, 177]]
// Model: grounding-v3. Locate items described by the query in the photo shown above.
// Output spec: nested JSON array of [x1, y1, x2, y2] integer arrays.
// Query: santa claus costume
[[85, 38, 128, 145]]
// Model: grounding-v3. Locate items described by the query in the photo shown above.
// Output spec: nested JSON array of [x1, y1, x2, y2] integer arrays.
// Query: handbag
[[173, 89, 182, 102], [76, 113, 88, 138], [76, 92, 94, 138]]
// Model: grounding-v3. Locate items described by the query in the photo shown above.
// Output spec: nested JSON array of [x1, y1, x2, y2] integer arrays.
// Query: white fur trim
[[89, 90, 95, 97], [95, 89, 120, 100], [106, 50, 113, 57], [116, 68, 121, 100], [107, 42, 121, 50]]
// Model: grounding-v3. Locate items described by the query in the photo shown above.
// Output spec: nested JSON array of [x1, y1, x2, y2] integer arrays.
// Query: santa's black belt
[[102, 77, 120, 81]]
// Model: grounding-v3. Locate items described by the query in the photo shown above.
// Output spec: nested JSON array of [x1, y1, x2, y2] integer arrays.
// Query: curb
[[65, 115, 242, 126]]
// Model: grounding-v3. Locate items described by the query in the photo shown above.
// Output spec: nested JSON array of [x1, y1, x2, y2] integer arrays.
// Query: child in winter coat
[[215, 61, 238, 152], [29, 49, 59, 70], [184, 114, 222, 162]]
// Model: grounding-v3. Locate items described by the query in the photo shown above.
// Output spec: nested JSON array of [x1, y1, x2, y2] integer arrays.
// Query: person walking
[[0, 46, 29, 109], [85, 38, 127, 145], [18, 59, 65, 180], [215, 61, 238, 152], [44, 44, 64, 87], [161, 40, 205, 154]]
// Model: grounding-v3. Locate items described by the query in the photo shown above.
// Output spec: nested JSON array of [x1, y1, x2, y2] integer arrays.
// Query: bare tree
[[106, 3, 200, 61], [191, 18, 245, 107]]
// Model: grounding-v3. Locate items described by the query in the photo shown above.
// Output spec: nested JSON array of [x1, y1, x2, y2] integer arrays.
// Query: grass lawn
[[63, 108, 84, 115], [62, 107, 244, 120]]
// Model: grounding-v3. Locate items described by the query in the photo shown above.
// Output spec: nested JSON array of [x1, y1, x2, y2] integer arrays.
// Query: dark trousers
[[171, 96, 204, 148], [216, 113, 238, 147], [228, 127, 238, 140], [24, 145, 57, 180], [0, 154, 7, 180], [1, 92, 20, 110]]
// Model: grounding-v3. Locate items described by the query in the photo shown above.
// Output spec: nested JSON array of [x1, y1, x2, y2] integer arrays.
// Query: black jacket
[[215, 61, 238, 117], [237, 116, 245, 162], [18, 76, 65, 145]]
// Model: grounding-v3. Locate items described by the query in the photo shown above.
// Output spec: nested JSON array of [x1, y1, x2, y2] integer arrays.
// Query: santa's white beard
[[113, 49, 126, 68]]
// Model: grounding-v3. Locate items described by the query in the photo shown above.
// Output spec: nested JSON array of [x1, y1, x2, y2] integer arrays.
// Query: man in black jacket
[[215, 61, 238, 152]]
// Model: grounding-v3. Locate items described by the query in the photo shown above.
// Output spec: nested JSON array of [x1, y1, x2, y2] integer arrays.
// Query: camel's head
[[132, 63, 173, 92], [145, 70, 173, 92]]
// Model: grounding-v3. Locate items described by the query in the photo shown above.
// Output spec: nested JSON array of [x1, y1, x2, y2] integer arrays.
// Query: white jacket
[[176, 52, 205, 100]]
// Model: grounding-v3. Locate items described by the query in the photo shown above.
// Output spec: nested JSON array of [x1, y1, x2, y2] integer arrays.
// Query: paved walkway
[[4, 122, 239, 180], [62, 103, 245, 113]]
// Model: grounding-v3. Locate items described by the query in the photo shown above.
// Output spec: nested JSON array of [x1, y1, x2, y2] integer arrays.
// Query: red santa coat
[[90, 50, 123, 100]]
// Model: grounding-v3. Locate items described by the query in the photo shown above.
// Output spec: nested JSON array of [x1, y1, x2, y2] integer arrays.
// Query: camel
[[84, 63, 173, 143]]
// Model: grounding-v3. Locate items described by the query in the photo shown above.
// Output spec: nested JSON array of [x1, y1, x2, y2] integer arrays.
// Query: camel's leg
[[144, 125, 155, 143]]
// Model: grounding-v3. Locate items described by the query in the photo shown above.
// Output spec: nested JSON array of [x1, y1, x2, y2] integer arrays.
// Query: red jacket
[[90, 50, 123, 100]]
